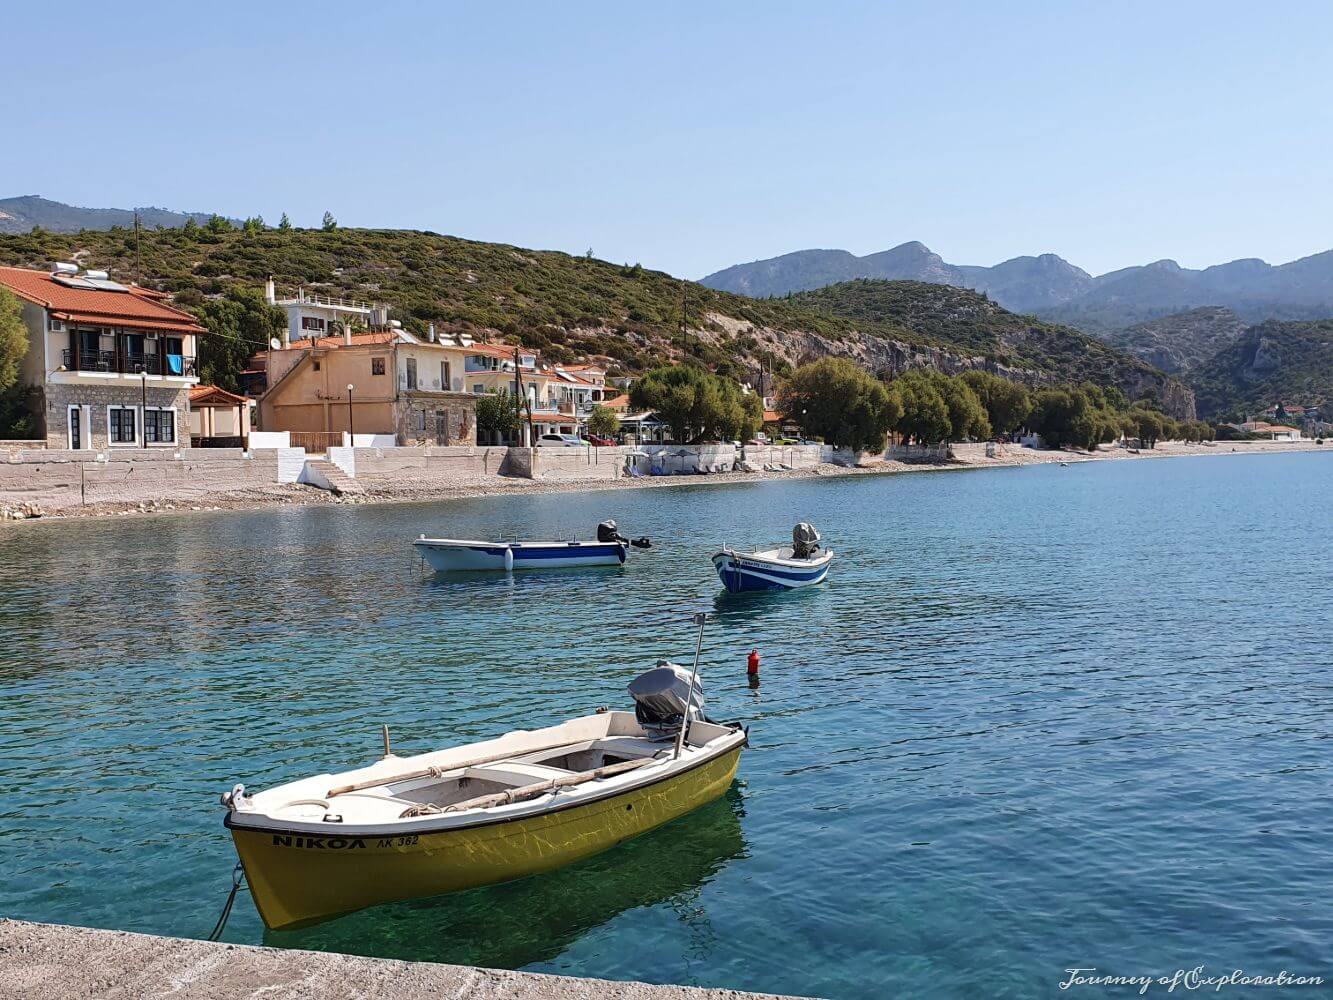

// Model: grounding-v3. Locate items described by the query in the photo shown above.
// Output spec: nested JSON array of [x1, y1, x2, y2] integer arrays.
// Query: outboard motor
[[792, 522, 821, 559], [630, 536, 652, 549], [597, 519, 629, 545], [628, 661, 705, 728]]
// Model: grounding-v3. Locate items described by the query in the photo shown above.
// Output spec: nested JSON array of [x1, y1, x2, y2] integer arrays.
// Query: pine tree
[[278, 213, 292, 231], [322, 211, 337, 232]]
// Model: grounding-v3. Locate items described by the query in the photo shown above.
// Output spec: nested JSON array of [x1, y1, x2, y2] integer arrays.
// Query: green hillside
[[1190, 319, 1333, 419], [0, 226, 1188, 411], [789, 279, 1194, 410], [1098, 307, 1247, 375]]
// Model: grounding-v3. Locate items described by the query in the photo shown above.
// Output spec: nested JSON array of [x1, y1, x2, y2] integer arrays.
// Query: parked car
[[538, 433, 586, 447], [585, 434, 616, 446]]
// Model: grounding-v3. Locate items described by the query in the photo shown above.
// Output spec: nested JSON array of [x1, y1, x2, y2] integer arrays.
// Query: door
[[68, 407, 81, 450], [435, 409, 446, 444]]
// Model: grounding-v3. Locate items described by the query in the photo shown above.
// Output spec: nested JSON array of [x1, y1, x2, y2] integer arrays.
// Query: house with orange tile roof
[[258, 325, 479, 449], [0, 262, 206, 449], [1240, 419, 1303, 441]]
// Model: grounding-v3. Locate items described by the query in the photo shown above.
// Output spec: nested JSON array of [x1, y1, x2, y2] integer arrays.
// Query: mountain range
[[0, 195, 226, 236], [0, 225, 1193, 417], [700, 241, 1333, 334]]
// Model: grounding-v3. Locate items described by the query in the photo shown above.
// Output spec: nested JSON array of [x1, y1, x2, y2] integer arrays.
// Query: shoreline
[[2, 439, 1326, 523]]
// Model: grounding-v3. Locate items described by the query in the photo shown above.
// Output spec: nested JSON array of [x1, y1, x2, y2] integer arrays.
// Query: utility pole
[[134, 211, 142, 286], [513, 347, 534, 446]]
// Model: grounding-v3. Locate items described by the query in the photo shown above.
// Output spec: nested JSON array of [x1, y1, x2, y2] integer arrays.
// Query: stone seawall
[[0, 919, 804, 999], [0, 441, 840, 516], [0, 448, 283, 512], [328, 445, 514, 487]]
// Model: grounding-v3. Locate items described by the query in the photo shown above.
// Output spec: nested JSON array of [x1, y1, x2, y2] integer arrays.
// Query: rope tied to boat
[[206, 862, 246, 942]]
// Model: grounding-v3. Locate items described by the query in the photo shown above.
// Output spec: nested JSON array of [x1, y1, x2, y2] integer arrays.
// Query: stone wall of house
[[40, 382, 191, 450], [393, 393, 477, 447]]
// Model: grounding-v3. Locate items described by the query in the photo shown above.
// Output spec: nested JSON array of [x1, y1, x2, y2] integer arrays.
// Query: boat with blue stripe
[[414, 521, 647, 573], [712, 523, 833, 593]]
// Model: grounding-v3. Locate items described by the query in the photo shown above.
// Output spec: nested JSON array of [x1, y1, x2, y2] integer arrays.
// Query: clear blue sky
[[3, 1, 1331, 279]]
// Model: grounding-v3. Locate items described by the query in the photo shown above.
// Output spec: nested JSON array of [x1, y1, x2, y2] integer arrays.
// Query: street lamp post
[[141, 369, 148, 449], [347, 384, 355, 445]]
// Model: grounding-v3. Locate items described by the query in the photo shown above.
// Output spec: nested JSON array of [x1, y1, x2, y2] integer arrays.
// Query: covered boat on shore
[[221, 620, 743, 930], [713, 522, 833, 593], [414, 520, 648, 572]]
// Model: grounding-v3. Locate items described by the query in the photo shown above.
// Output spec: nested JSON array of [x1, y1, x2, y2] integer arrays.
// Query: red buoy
[[747, 648, 761, 677]]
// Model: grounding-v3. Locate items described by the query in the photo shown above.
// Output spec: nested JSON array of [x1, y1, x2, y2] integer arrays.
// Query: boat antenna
[[674, 612, 707, 760]]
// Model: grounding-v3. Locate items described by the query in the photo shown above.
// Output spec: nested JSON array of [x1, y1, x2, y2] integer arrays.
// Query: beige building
[[0, 263, 205, 450], [259, 328, 477, 448]]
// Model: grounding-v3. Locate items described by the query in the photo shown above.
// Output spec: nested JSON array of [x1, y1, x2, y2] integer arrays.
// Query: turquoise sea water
[[1, 452, 1330, 998]]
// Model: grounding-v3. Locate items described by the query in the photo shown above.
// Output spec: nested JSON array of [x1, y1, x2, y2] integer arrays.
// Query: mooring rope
[[207, 862, 246, 942]]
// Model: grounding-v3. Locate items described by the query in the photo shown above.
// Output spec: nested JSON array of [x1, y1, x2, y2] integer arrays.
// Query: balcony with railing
[[62, 349, 197, 378], [275, 289, 372, 311]]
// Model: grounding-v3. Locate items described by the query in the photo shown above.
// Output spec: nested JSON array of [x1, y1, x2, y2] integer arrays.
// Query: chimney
[[264, 276, 276, 305], [343, 320, 353, 347]]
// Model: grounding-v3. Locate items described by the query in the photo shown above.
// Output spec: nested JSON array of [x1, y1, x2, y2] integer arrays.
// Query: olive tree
[[778, 357, 903, 452], [586, 404, 620, 438]]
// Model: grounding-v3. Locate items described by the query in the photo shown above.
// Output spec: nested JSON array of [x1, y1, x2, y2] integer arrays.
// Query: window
[[440, 361, 451, 390], [109, 407, 136, 444], [301, 317, 325, 332], [406, 357, 418, 390], [415, 409, 426, 431], [371, 357, 386, 376], [312, 360, 321, 372], [144, 408, 175, 444], [473, 383, 485, 394]]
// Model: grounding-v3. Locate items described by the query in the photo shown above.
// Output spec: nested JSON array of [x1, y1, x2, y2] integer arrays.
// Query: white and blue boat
[[415, 521, 644, 573], [712, 523, 833, 593]]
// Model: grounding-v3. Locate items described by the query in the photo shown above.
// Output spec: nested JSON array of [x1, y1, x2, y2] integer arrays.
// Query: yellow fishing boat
[[221, 621, 745, 929]]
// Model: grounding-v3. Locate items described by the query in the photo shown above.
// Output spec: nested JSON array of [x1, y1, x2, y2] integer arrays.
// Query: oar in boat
[[401, 755, 661, 817]]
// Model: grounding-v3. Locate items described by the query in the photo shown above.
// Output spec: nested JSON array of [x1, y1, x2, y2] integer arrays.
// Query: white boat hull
[[712, 546, 833, 593], [415, 537, 627, 572]]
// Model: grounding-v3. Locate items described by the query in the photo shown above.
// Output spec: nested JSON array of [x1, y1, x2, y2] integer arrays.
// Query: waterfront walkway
[[0, 919, 804, 1000]]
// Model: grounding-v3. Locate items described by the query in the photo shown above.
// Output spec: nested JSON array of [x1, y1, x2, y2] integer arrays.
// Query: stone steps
[[304, 459, 366, 496]]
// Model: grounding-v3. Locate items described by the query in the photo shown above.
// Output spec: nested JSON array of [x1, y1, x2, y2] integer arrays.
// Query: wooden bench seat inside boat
[[306, 737, 666, 821], [252, 714, 685, 826]]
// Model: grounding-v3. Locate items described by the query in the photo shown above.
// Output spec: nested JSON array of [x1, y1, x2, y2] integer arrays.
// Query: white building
[[265, 278, 375, 347]]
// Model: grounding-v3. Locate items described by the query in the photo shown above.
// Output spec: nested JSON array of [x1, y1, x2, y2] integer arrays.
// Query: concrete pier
[[0, 919, 805, 999]]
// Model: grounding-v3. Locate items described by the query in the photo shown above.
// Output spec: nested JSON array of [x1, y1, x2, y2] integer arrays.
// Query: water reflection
[[268, 786, 749, 968]]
